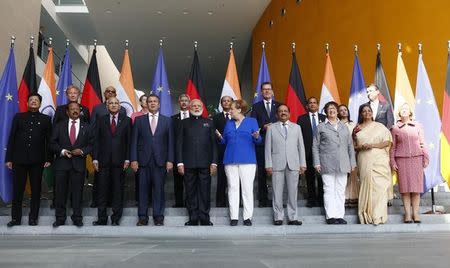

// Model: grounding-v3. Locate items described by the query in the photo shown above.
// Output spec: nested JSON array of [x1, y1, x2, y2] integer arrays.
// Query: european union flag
[[151, 47, 173, 116], [348, 53, 366, 122], [0, 47, 18, 202], [56, 47, 72, 105], [253, 46, 271, 104]]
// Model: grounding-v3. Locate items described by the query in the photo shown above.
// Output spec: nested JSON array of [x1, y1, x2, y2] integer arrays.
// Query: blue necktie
[[311, 114, 317, 135]]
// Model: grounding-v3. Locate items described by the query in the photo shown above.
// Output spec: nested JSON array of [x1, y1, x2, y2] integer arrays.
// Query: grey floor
[[1, 233, 449, 267]]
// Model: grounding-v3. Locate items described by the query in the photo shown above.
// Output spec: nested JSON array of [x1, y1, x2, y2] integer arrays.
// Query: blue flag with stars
[[56, 47, 72, 105], [253, 47, 271, 104], [348, 53, 366, 123], [0, 47, 18, 202], [151, 47, 172, 116]]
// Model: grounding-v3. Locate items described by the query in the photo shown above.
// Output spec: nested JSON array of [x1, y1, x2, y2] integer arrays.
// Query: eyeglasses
[[105, 90, 116, 93]]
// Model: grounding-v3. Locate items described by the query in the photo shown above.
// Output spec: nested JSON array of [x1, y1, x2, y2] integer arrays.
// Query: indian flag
[[218, 47, 241, 111], [38, 47, 56, 118], [116, 48, 137, 116], [393, 50, 415, 119], [319, 53, 340, 113]]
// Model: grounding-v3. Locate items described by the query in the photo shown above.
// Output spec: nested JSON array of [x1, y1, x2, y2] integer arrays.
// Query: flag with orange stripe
[[218, 47, 241, 111]]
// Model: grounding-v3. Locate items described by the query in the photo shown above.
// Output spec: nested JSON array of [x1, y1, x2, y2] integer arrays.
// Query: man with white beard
[[176, 99, 218, 226]]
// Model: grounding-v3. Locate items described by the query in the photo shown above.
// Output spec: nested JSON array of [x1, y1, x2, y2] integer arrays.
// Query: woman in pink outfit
[[390, 103, 429, 224]]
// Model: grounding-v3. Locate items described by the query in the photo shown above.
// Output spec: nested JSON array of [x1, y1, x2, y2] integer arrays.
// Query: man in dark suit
[[297, 97, 326, 208], [53, 85, 90, 124], [92, 97, 131, 226], [171, 94, 190, 207], [177, 99, 218, 226], [50, 101, 93, 227], [131, 94, 174, 226], [212, 95, 232, 207], [89, 86, 126, 208], [361, 84, 394, 129], [251, 82, 280, 207], [5, 93, 52, 227]]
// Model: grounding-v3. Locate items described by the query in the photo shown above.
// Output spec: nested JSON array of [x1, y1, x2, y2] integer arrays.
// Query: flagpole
[[10, 36, 15, 48], [377, 43, 381, 52], [48, 37, 52, 48], [262, 41, 265, 49], [66, 39, 69, 48], [354, 44, 358, 55], [194, 41, 198, 51], [325, 43, 329, 55], [30, 36, 34, 48], [159, 39, 163, 47], [398, 43, 402, 54], [125, 39, 129, 49], [93, 39, 97, 50], [292, 42, 296, 53]]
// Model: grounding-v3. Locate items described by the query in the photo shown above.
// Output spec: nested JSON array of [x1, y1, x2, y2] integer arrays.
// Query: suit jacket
[[265, 121, 306, 171], [93, 113, 131, 167], [312, 121, 356, 174], [297, 112, 326, 162], [250, 100, 280, 143], [212, 112, 229, 160], [360, 101, 394, 129], [6, 111, 52, 164], [130, 113, 174, 167], [50, 119, 93, 172], [53, 104, 90, 124], [171, 112, 188, 163], [176, 116, 218, 168], [91, 102, 126, 126]]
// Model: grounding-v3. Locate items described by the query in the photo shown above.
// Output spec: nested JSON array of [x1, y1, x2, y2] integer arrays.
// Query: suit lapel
[[376, 102, 383, 120]]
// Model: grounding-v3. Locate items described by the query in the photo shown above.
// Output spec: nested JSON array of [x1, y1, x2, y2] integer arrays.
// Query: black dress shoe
[[52, 221, 65, 227], [243, 219, 252, 226], [73, 220, 83, 227], [306, 200, 316, 208], [111, 220, 120, 226], [92, 220, 107, 226], [336, 218, 347, 224], [200, 221, 213, 226], [136, 219, 148, 226], [413, 220, 421, 224], [28, 219, 38, 226], [154, 219, 164, 226], [230, 220, 238, 226], [185, 220, 199, 226], [404, 220, 413, 224], [274, 220, 283, 226], [288, 220, 303, 226], [7, 220, 20, 227], [326, 218, 336, 224], [89, 202, 97, 208]]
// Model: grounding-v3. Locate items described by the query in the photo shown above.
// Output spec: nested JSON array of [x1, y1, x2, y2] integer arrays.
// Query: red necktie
[[111, 115, 116, 134], [69, 120, 76, 145]]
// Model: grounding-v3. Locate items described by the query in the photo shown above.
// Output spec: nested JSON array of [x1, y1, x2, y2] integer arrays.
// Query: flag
[[218, 47, 241, 111], [18, 46, 37, 112], [253, 46, 271, 104], [38, 47, 56, 118], [56, 47, 72, 105], [441, 51, 450, 185], [348, 53, 366, 122], [285, 52, 307, 121], [319, 53, 340, 112], [415, 53, 443, 192], [151, 47, 173, 117], [374, 50, 394, 117], [393, 51, 415, 118], [116, 48, 137, 116], [0, 47, 18, 202], [185, 50, 208, 117], [81, 48, 102, 113]]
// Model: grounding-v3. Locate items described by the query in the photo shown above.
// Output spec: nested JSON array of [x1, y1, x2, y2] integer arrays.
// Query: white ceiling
[[63, 0, 271, 99]]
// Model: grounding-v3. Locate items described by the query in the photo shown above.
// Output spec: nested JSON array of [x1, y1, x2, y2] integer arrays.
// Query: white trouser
[[225, 164, 256, 220], [322, 173, 347, 219]]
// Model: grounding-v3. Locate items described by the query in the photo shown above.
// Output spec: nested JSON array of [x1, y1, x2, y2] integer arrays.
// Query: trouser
[[184, 167, 211, 222], [97, 166, 124, 222], [225, 164, 256, 220], [272, 168, 299, 221], [215, 163, 227, 207], [173, 168, 184, 207], [305, 163, 323, 204], [137, 164, 166, 221], [11, 163, 43, 222], [55, 169, 85, 222], [322, 173, 347, 219], [256, 147, 269, 203]]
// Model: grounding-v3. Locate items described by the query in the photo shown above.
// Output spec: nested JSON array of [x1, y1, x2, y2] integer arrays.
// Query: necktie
[[282, 123, 288, 139], [311, 114, 317, 135], [225, 112, 230, 120], [266, 101, 271, 117], [70, 120, 76, 145], [151, 114, 157, 135], [111, 115, 116, 134]]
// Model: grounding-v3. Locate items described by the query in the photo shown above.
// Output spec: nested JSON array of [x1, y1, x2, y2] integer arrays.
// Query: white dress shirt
[[370, 99, 379, 120], [309, 112, 319, 127]]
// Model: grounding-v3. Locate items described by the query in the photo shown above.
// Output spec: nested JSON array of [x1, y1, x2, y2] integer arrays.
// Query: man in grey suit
[[265, 104, 306, 226], [360, 84, 394, 129]]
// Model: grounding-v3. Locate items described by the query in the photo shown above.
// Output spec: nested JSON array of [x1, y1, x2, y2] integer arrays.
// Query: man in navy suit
[[361, 84, 394, 129], [251, 82, 280, 207], [131, 94, 174, 226], [50, 102, 93, 227], [92, 97, 131, 226]]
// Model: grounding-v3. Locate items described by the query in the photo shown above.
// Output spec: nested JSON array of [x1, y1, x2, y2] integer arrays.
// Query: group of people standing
[[5, 81, 429, 228]]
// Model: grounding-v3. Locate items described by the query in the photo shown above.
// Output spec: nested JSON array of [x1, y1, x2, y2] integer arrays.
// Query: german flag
[[285, 51, 307, 122], [17, 46, 37, 112], [185, 49, 208, 118], [81, 48, 102, 113], [441, 51, 450, 185]]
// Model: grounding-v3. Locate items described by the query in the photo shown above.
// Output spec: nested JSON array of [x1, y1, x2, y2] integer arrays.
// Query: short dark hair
[[233, 99, 248, 114], [338, 104, 352, 122], [66, 101, 80, 110], [261, 82, 272, 90], [147, 94, 160, 103], [324, 101, 339, 116], [28, 92, 42, 102], [307, 97, 318, 104], [277, 104, 290, 113], [357, 103, 373, 124]]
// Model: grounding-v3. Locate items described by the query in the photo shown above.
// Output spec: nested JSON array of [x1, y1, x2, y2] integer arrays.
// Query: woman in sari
[[353, 104, 392, 225]]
